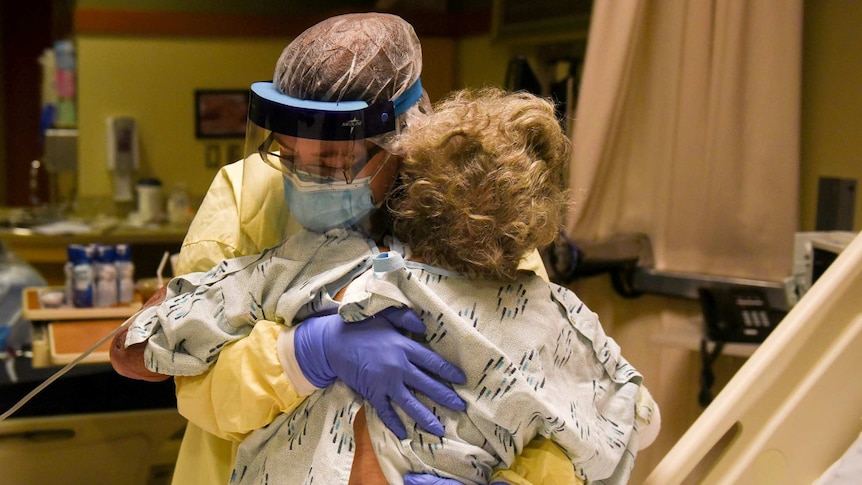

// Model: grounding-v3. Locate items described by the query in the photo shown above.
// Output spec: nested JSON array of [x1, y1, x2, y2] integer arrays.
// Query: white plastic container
[[94, 244, 118, 307], [167, 184, 192, 225], [136, 178, 162, 223], [64, 245, 78, 306], [115, 244, 135, 304]]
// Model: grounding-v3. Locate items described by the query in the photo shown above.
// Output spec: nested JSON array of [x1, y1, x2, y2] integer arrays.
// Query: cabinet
[[0, 410, 184, 485], [1, 286, 182, 485]]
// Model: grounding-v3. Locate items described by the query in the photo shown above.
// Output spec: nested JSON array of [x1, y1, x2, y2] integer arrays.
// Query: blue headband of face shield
[[248, 78, 423, 141]]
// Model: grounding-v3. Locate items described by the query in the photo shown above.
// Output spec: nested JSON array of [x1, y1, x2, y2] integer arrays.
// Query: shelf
[[22, 287, 142, 321], [23, 286, 144, 368]]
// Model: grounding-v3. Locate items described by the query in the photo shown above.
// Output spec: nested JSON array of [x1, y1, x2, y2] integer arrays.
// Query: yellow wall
[[455, 35, 510, 89], [76, 36, 290, 199], [800, 1, 862, 232], [76, 35, 455, 201]]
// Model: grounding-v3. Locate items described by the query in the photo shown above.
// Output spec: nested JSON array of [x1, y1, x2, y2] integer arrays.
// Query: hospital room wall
[[76, 37, 288, 200], [800, 0, 862, 232], [74, 36, 456, 201]]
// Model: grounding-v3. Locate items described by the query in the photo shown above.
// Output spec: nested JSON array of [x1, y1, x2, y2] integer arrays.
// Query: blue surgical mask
[[283, 176, 377, 232]]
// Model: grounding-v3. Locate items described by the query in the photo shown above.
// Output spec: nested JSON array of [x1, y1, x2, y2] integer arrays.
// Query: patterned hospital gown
[[127, 230, 647, 484], [126, 229, 377, 376]]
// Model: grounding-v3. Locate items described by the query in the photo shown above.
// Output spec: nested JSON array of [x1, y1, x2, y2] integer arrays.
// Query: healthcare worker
[[111, 12, 575, 484]]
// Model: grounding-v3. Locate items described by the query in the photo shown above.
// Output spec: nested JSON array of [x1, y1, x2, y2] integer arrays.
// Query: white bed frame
[[646, 232, 862, 484]]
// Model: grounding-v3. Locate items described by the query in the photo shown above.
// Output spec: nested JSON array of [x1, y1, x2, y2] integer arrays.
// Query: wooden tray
[[22, 286, 143, 321], [48, 319, 123, 365]]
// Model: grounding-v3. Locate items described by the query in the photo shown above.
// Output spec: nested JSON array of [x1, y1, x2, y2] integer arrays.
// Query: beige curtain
[[564, 1, 803, 480], [569, 0, 802, 281]]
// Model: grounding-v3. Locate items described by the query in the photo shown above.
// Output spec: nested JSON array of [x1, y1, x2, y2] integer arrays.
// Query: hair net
[[272, 12, 431, 154], [240, 13, 431, 244]]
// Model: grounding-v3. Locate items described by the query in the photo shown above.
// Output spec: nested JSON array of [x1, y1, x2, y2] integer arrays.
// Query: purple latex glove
[[403, 474, 464, 485], [294, 307, 467, 439]]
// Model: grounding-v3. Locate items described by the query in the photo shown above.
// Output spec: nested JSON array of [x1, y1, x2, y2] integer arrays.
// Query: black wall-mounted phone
[[698, 287, 788, 343]]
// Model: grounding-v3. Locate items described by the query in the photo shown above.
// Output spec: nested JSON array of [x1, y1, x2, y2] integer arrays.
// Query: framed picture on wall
[[194, 89, 249, 138]]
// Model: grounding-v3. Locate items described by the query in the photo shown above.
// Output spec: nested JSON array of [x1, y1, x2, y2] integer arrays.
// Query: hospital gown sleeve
[[491, 437, 586, 485], [174, 320, 306, 441], [175, 162, 248, 273], [173, 160, 308, 441]]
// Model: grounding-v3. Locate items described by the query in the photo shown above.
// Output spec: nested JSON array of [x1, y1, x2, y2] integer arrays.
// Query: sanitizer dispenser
[[107, 117, 138, 202]]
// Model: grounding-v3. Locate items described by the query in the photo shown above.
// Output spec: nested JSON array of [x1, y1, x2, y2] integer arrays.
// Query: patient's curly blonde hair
[[391, 87, 571, 280]]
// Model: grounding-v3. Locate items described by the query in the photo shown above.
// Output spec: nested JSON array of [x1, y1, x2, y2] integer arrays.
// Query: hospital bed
[[645, 231, 862, 484]]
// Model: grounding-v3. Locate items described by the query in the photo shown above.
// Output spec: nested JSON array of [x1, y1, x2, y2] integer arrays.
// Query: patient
[[127, 87, 659, 484]]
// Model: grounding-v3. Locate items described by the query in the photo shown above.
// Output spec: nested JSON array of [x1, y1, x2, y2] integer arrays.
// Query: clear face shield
[[239, 80, 423, 239]]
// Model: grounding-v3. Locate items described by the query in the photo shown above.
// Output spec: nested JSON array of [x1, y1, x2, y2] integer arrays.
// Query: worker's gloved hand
[[294, 307, 467, 439], [404, 474, 465, 485]]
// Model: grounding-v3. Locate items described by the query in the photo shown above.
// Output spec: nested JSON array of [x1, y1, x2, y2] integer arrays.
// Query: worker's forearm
[[109, 285, 171, 382], [175, 320, 306, 440]]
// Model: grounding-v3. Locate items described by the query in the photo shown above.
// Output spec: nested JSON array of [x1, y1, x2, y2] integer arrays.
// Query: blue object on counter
[[38, 104, 55, 144], [0, 243, 46, 351], [69, 244, 94, 308]]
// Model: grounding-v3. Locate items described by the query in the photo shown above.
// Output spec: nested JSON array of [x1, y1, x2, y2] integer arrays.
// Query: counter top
[[0, 223, 188, 242], [0, 224, 188, 263], [1, 221, 188, 285]]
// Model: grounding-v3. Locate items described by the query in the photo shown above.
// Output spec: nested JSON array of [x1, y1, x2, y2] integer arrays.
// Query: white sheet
[[815, 431, 862, 485]]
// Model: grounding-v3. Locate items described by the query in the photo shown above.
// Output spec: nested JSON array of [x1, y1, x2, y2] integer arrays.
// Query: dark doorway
[[1, 0, 72, 207]]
